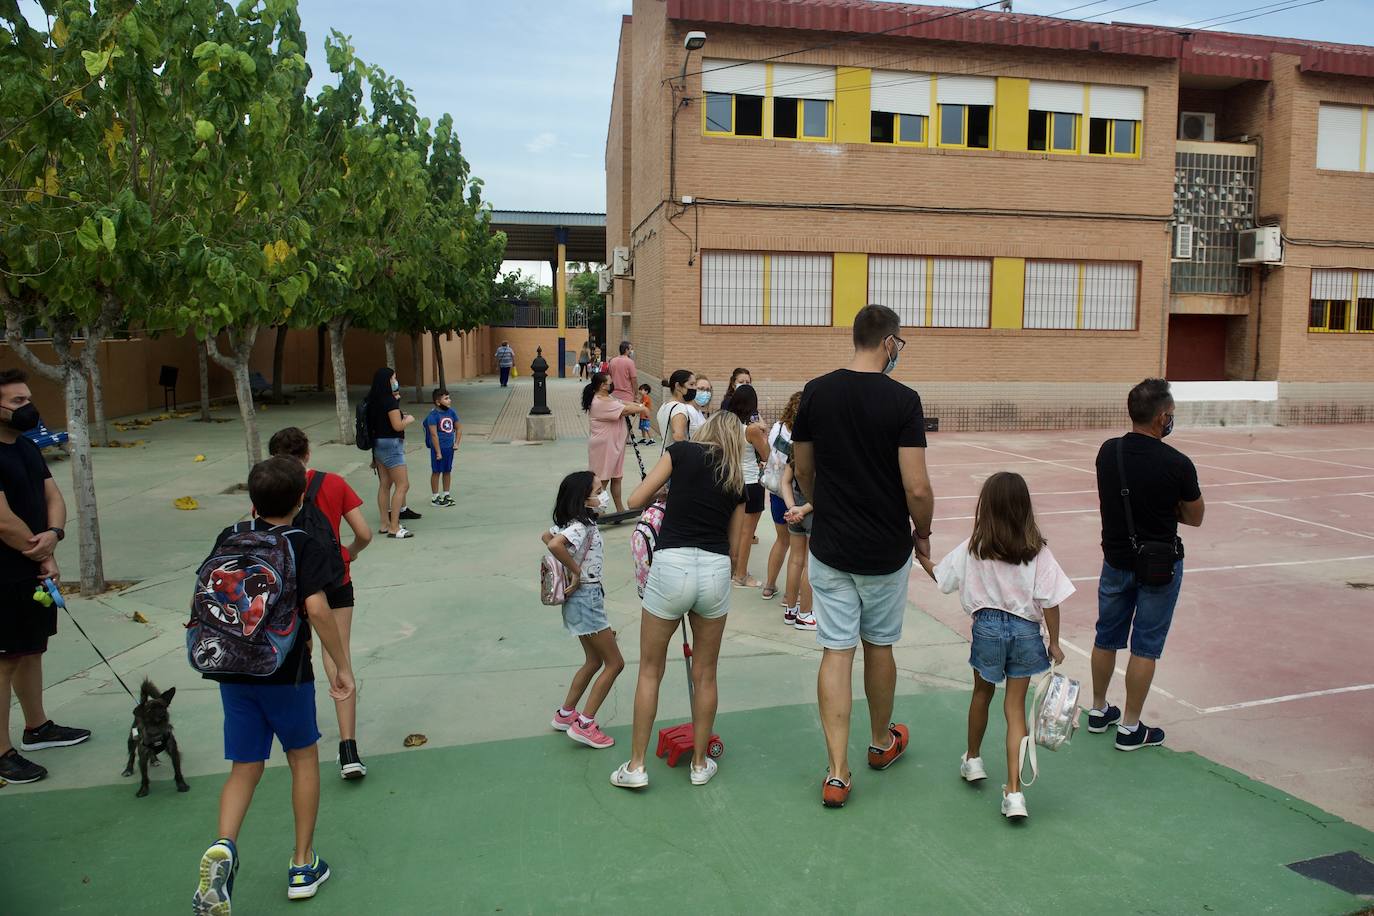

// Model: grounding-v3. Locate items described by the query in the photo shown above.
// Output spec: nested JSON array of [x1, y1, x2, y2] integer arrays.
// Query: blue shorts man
[[423, 389, 462, 508]]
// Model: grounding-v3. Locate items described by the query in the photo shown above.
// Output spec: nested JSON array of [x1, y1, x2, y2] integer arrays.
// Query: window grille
[[702, 252, 764, 325], [1171, 149, 1256, 295], [868, 256, 990, 328], [769, 254, 832, 326], [700, 251, 832, 326], [1025, 260, 1137, 330]]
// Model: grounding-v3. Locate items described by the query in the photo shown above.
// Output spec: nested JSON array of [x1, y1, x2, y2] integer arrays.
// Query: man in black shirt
[[1089, 378, 1204, 752], [0, 369, 88, 785], [793, 304, 935, 808]]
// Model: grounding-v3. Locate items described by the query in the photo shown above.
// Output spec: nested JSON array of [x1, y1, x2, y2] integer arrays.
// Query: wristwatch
[[48, 526, 65, 541], [912, 528, 932, 540]]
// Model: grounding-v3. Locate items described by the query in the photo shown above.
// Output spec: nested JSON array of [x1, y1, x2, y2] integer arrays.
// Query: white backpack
[[1018, 665, 1081, 786]]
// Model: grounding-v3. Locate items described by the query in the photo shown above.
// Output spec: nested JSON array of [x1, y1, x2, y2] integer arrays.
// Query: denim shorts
[[969, 609, 1050, 685], [373, 437, 406, 469], [219, 682, 320, 762], [643, 548, 732, 621], [562, 583, 609, 637], [769, 493, 788, 526], [1095, 561, 1184, 660], [809, 553, 910, 650]]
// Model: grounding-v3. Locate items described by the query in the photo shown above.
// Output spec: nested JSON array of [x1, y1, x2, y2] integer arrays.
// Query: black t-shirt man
[[791, 369, 928, 576], [1096, 432, 1201, 570], [202, 520, 333, 686], [656, 442, 738, 556], [0, 437, 52, 583]]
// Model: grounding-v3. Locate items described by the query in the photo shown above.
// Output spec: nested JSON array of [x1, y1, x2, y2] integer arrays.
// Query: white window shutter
[[1358, 270, 1374, 298], [1029, 80, 1084, 114], [1023, 261, 1079, 329], [1316, 104, 1362, 171], [930, 259, 991, 327], [1081, 262, 1138, 330], [871, 71, 931, 116], [1174, 224, 1194, 260], [701, 252, 764, 325], [868, 256, 928, 327], [937, 75, 996, 106], [1089, 85, 1144, 121], [771, 64, 835, 101], [701, 59, 768, 96], [1311, 268, 1353, 300]]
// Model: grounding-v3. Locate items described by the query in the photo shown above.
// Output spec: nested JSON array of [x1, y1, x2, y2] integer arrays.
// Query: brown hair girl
[[968, 472, 1045, 565]]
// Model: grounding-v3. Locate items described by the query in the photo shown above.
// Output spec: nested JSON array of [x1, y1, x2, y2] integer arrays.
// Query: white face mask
[[594, 490, 611, 513]]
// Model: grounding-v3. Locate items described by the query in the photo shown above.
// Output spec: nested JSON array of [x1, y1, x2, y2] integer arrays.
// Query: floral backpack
[[631, 500, 667, 598]]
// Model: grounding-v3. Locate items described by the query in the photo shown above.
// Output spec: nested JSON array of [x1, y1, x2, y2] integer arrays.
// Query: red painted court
[[914, 423, 1374, 830]]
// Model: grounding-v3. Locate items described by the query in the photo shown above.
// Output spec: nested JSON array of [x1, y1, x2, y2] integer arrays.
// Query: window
[[700, 251, 832, 326], [701, 59, 769, 138], [1024, 260, 1138, 330], [1028, 81, 1084, 154], [1309, 268, 1374, 333], [936, 75, 995, 149], [771, 63, 834, 142], [871, 111, 926, 145], [871, 70, 931, 146], [867, 256, 991, 328], [1316, 103, 1369, 172], [1086, 85, 1143, 158]]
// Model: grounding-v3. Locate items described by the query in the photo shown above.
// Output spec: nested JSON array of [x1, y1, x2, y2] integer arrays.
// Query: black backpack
[[294, 472, 347, 588], [354, 398, 373, 451]]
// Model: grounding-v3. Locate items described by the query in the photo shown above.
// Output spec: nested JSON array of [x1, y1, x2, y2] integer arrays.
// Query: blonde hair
[[780, 391, 802, 430], [692, 410, 746, 497]]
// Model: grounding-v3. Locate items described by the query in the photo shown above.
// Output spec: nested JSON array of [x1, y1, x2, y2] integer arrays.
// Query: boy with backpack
[[422, 388, 461, 508], [190, 457, 355, 914]]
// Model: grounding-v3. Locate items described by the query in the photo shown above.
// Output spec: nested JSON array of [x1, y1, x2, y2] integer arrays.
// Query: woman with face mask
[[583, 371, 649, 514], [367, 368, 417, 539], [656, 369, 705, 454], [694, 376, 714, 417]]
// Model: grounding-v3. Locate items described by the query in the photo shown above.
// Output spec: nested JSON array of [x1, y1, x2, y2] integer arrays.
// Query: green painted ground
[[1, 378, 1372, 914]]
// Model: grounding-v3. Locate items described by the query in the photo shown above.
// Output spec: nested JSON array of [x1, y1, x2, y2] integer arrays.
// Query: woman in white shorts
[[611, 411, 745, 791]]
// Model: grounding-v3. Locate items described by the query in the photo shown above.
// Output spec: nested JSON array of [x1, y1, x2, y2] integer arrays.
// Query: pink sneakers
[[569, 719, 614, 749], [551, 709, 577, 732]]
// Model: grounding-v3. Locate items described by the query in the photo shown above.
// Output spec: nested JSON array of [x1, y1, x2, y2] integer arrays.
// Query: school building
[[605, 0, 1374, 428]]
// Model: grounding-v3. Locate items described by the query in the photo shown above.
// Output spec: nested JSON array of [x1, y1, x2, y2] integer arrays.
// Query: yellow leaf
[[341, 153, 350, 178], [61, 88, 82, 108], [193, 454, 206, 462], [132, 611, 149, 624], [173, 496, 199, 511], [234, 191, 248, 214], [103, 121, 125, 165], [51, 19, 69, 48], [25, 166, 58, 202]]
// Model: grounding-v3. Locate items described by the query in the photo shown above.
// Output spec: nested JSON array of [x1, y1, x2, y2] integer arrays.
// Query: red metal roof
[[666, 0, 1374, 81]]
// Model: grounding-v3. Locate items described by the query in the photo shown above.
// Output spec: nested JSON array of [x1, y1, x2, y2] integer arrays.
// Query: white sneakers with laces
[[1001, 788, 1028, 819], [689, 757, 718, 786], [960, 753, 988, 782], [610, 763, 648, 789]]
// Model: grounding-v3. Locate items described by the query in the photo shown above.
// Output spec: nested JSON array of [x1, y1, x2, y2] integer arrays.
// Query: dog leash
[[35, 578, 138, 702]]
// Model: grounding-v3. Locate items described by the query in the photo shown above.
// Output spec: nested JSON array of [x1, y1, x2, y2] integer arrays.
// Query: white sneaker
[[388, 526, 413, 539], [1001, 788, 1028, 819], [610, 762, 648, 789], [689, 757, 718, 786], [793, 610, 817, 631], [960, 753, 988, 782]]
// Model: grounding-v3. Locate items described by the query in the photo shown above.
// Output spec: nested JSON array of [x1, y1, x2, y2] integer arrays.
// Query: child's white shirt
[[550, 520, 603, 584], [933, 540, 1075, 624]]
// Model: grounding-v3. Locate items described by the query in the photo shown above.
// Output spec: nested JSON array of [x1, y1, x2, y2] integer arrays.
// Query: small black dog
[[122, 678, 190, 797]]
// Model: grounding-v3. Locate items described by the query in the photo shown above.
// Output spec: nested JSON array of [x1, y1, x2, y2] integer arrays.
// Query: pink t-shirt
[[933, 541, 1075, 624], [608, 354, 637, 401]]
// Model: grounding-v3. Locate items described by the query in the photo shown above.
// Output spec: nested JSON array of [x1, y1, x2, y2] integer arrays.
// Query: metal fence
[[489, 299, 587, 329]]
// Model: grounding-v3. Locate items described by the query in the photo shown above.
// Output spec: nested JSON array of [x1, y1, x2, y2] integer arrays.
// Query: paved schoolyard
[[2, 377, 1372, 914]]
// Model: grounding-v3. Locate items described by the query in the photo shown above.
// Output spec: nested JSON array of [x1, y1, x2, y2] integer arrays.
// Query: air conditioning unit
[[1173, 223, 1194, 260], [612, 246, 633, 278], [597, 267, 611, 294], [1237, 226, 1282, 265], [1178, 111, 1216, 141]]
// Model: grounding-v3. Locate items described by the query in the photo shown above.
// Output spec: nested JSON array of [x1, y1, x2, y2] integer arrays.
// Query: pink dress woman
[[588, 394, 628, 481]]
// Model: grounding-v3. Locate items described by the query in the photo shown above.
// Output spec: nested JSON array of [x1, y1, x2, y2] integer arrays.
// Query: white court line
[[1194, 462, 1285, 482], [933, 474, 1374, 502], [1066, 553, 1374, 582], [1232, 491, 1374, 504], [1200, 684, 1374, 714], [958, 442, 1097, 476], [1225, 502, 1374, 542], [936, 507, 1096, 523], [1059, 639, 1204, 713], [1172, 438, 1374, 472]]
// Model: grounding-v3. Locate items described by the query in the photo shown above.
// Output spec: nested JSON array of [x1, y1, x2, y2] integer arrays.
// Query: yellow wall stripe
[[990, 257, 1026, 329], [835, 67, 872, 145], [762, 253, 772, 325], [995, 77, 1029, 152], [832, 253, 868, 327]]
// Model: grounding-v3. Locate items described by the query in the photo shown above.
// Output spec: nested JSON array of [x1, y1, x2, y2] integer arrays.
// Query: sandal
[[761, 585, 778, 600]]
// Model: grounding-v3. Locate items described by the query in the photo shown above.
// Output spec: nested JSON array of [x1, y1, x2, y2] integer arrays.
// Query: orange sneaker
[[822, 775, 851, 808], [867, 723, 909, 770]]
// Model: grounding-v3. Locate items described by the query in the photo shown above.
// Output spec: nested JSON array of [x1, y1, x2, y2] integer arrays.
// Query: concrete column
[[554, 227, 569, 378]]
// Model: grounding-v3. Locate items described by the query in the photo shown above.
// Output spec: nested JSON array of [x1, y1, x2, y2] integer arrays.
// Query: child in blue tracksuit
[[422, 389, 462, 508]]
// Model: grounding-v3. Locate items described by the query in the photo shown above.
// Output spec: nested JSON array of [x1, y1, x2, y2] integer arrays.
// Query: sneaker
[[1087, 705, 1122, 733], [398, 507, 422, 520], [794, 610, 818, 631], [783, 604, 798, 625], [0, 748, 47, 784], [642, 439, 656, 446], [551, 709, 578, 732], [610, 762, 649, 789], [569, 719, 615, 749], [286, 853, 331, 900], [441, 495, 456, 508], [20, 720, 91, 751], [430, 495, 443, 507], [822, 775, 851, 808], [387, 526, 413, 539], [338, 740, 367, 780], [192, 838, 238, 916], [1001, 788, 1028, 819], [690, 757, 718, 786], [960, 753, 988, 783], [867, 723, 909, 770], [1115, 722, 1166, 751]]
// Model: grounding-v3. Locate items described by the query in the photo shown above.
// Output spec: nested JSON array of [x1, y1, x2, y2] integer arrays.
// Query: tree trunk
[[207, 325, 262, 468], [328, 316, 353, 445], [62, 363, 106, 594], [85, 341, 108, 445], [316, 324, 326, 391], [384, 330, 397, 370], [432, 330, 448, 390], [410, 331, 423, 403], [271, 324, 288, 402], [198, 338, 211, 422]]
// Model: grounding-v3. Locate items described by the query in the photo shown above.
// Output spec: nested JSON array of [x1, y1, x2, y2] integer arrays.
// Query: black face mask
[[5, 403, 39, 432]]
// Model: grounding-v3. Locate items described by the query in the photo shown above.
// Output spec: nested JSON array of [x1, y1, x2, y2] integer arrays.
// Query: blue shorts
[[430, 448, 454, 474], [219, 682, 320, 763], [562, 583, 609, 637], [969, 609, 1050, 685], [769, 493, 788, 526], [809, 553, 910, 650], [1095, 561, 1184, 660], [373, 437, 406, 469], [638, 419, 651, 434]]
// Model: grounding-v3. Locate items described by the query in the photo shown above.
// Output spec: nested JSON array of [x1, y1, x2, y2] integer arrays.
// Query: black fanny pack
[[1116, 438, 1180, 587]]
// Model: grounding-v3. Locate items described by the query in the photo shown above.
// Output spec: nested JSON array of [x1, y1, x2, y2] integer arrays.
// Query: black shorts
[[0, 578, 57, 657], [741, 482, 765, 515], [325, 581, 355, 610]]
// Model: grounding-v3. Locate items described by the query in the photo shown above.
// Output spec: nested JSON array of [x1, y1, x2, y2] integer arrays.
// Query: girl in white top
[[542, 471, 623, 750], [657, 369, 706, 452], [725, 384, 770, 588], [917, 471, 1075, 821]]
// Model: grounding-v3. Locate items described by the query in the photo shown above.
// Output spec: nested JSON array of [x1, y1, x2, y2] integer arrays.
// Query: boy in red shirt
[[268, 428, 373, 778]]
